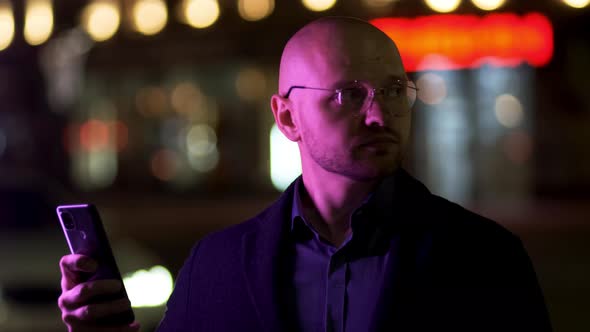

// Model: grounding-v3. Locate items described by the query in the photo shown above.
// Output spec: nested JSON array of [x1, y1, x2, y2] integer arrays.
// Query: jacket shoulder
[[427, 194, 519, 242]]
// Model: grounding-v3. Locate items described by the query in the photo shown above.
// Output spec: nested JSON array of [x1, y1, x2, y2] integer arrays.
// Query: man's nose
[[364, 94, 390, 127]]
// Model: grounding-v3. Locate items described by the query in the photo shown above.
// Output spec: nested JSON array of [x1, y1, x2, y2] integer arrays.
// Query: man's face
[[287, 24, 412, 181]]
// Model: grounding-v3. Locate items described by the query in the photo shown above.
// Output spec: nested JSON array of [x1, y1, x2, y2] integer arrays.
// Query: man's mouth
[[358, 135, 398, 147]]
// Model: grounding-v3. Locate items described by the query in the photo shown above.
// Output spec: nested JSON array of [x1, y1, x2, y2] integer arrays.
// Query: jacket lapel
[[241, 182, 296, 332], [368, 230, 435, 331], [368, 169, 436, 331]]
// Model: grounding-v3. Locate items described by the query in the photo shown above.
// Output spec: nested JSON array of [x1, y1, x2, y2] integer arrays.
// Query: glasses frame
[[282, 79, 419, 116]]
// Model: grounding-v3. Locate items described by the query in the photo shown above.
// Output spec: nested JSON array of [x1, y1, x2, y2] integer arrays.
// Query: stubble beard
[[304, 136, 401, 182]]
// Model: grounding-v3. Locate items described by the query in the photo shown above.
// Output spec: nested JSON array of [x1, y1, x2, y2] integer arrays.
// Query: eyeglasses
[[283, 79, 418, 117]]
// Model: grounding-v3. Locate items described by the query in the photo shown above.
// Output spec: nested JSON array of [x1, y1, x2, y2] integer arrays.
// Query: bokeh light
[[181, 0, 220, 29], [190, 99, 220, 127], [171, 81, 203, 114], [0, 2, 15, 51], [24, 0, 54, 46], [80, 120, 110, 152], [494, 94, 523, 128], [471, 0, 505, 10], [186, 124, 216, 157], [132, 0, 168, 35], [75, 120, 127, 152], [424, 0, 461, 13], [136, 86, 168, 116], [186, 124, 219, 172], [416, 73, 447, 105], [562, 0, 590, 8], [82, 150, 117, 189], [373, 13, 553, 71], [238, 0, 274, 21], [301, 0, 337, 12], [72, 114, 119, 190], [81, 0, 120, 42], [188, 147, 219, 172], [150, 148, 180, 181], [123, 265, 173, 308], [235, 67, 267, 101]]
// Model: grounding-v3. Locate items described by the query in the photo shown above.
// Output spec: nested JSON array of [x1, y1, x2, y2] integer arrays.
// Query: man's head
[[271, 17, 413, 182]]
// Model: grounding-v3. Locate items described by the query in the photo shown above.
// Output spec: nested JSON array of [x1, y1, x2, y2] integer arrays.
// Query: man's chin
[[342, 159, 400, 182]]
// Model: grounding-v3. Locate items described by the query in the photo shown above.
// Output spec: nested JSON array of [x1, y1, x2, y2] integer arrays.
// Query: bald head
[[271, 17, 412, 183], [278, 17, 405, 95]]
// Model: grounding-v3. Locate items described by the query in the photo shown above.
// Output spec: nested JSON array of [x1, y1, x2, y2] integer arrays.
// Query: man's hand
[[58, 254, 140, 332]]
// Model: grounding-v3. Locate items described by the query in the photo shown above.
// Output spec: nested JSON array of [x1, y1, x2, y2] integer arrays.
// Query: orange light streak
[[371, 12, 553, 71]]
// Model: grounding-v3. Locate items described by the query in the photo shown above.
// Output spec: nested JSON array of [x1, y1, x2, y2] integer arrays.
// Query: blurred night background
[[0, 0, 588, 331]]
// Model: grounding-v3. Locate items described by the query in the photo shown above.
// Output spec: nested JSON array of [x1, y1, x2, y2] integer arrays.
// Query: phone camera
[[60, 212, 76, 230]]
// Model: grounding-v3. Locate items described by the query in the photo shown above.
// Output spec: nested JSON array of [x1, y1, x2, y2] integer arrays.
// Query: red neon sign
[[371, 12, 553, 72]]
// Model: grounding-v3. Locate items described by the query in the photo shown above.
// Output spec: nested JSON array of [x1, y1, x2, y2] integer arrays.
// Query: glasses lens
[[339, 86, 369, 110]]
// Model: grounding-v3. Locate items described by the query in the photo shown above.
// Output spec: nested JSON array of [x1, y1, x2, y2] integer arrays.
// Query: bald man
[[58, 17, 551, 332]]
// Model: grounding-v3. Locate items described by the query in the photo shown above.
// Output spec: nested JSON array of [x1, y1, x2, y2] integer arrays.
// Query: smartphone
[[56, 204, 135, 326]]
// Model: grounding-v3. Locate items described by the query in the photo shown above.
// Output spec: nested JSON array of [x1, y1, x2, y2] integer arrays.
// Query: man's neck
[[300, 167, 381, 247]]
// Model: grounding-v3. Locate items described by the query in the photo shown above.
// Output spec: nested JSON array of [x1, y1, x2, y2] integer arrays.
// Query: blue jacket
[[157, 169, 551, 332]]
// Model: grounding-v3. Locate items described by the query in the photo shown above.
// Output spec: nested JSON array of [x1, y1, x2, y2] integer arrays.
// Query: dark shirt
[[289, 178, 392, 332]]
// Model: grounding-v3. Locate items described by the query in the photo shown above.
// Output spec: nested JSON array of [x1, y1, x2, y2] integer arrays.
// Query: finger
[[63, 297, 132, 324], [60, 254, 98, 273], [60, 254, 98, 291], [59, 279, 123, 310]]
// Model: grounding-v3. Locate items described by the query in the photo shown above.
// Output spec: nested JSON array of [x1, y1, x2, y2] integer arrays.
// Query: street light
[[24, 0, 54, 46], [424, 0, 461, 13], [471, 0, 505, 10], [301, 0, 337, 12], [181, 0, 220, 29], [0, 1, 14, 51], [238, 0, 274, 21], [562, 0, 590, 8], [132, 0, 168, 35], [81, 0, 120, 42]]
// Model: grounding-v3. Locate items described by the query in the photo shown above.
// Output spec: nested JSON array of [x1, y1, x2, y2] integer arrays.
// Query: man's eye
[[385, 85, 404, 98], [337, 87, 367, 106]]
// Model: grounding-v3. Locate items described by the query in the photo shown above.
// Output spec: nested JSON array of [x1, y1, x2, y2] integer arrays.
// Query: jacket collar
[[241, 179, 296, 332]]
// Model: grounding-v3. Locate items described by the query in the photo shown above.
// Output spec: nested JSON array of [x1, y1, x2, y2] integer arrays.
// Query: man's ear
[[270, 94, 300, 142]]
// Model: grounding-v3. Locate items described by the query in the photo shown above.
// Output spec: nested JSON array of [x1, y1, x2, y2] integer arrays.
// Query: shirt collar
[[290, 168, 418, 228], [289, 175, 377, 233], [288, 169, 432, 251]]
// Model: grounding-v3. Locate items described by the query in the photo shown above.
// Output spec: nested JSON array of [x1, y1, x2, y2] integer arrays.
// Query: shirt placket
[[325, 252, 348, 332]]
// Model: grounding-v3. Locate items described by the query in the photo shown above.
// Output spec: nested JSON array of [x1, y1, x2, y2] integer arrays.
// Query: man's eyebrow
[[328, 79, 358, 89], [327, 74, 408, 89]]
